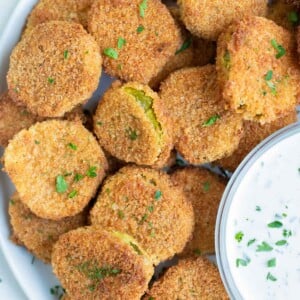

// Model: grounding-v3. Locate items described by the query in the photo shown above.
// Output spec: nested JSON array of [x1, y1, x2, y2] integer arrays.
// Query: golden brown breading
[[23, 0, 93, 36], [217, 110, 297, 171], [90, 165, 194, 265], [145, 257, 228, 299], [9, 192, 87, 263], [178, 0, 268, 40], [88, 0, 181, 84], [52, 227, 154, 300], [171, 167, 226, 255], [93, 81, 172, 168], [0, 92, 41, 147], [159, 65, 243, 164], [4, 120, 108, 220], [217, 16, 300, 124], [7, 21, 101, 117], [267, 0, 299, 30]]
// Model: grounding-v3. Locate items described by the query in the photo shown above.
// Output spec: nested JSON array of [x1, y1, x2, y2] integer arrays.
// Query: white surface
[[227, 132, 300, 299]]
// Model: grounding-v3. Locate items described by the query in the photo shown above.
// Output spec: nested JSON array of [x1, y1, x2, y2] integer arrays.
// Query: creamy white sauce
[[226, 132, 300, 300]]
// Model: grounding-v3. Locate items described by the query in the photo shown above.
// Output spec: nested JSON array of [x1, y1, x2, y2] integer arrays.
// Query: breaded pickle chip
[[267, 0, 299, 30], [88, 0, 181, 84], [0, 92, 41, 147], [7, 21, 101, 117], [145, 257, 228, 299], [178, 0, 267, 40], [217, 110, 297, 171], [23, 0, 93, 36], [171, 167, 226, 255], [52, 227, 154, 300], [93, 82, 172, 168], [9, 192, 87, 263], [90, 166, 194, 265], [4, 120, 108, 220], [217, 16, 300, 124], [160, 65, 243, 164]]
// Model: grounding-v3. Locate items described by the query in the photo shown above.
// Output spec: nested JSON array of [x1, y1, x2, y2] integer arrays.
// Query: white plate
[[0, 1, 113, 299]]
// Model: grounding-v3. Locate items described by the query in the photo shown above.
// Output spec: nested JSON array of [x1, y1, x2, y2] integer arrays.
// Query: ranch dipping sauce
[[216, 123, 300, 300]]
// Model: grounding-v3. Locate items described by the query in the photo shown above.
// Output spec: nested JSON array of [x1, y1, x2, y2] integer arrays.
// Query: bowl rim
[[215, 120, 300, 299]]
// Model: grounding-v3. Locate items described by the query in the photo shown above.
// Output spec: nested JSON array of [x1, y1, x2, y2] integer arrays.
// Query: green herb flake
[[223, 49, 231, 69], [139, 0, 148, 18], [154, 190, 162, 200], [68, 190, 78, 199], [175, 37, 192, 55], [268, 220, 283, 228], [282, 213, 287, 218], [56, 175, 68, 193], [266, 272, 277, 282], [34, 140, 40, 145], [126, 127, 138, 140], [271, 39, 286, 59], [103, 48, 118, 59], [118, 210, 125, 219], [74, 173, 84, 182], [236, 258, 250, 267], [148, 205, 154, 213], [283, 229, 292, 238], [117, 64, 122, 70], [275, 240, 287, 246], [193, 248, 201, 256], [63, 50, 69, 59], [86, 166, 97, 178], [265, 70, 273, 81], [97, 121, 103, 126], [266, 81, 277, 95], [247, 239, 256, 246], [203, 181, 210, 192], [117, 37, 126, 49], [9, 199, 15, 205], [288, 11, 299, 25], [202, 114, 220, 127], [256, 206, 261, 211], [68, 143, 77, 150], [256, 241, 273, 252], [48, 77, 55, 84], [235, 231, 244, 243], [137, 25, 145, 33], [130, 242, 142, 255], [267, 258, 276, 268], [148, 297, 154, 300]]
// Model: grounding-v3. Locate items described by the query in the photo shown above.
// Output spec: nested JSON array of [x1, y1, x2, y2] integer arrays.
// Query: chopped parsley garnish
[[118, 210, 125, 219], [148, 205, 154, 213], [48, 77, 55, 84], [137, 25, 145, 33], [74, 173, 84, 182], [56, 175, 68, 193], [103, 48, 118, 59], [288, 11, 299, 25], [140, 213, 148, 224], [202, 114, 220, 127], [266, 272, 277, 282], [265, 70, 273, 81], [256, 241, 273, 252], [9, 199, 15, 205], [34, 140, 40, 145], [50, 285, 65, 298], [236, 258, 250, 267], [283, 229, 292, 238], [139, 0, 148, 18], [268, 220, 283, 228], [193, 248, 201, 256], [154, 190, 162, 200], [86, 166, 97, 178], [126, 127, 138, 140], [203, 181, 210, 192], [275, 240, 287, 246], [247, 239, 256, 246], [223, 49, 231, 69], [117, 63, 122, 70], [175, 37, 192, 55], [256, 206, 261, 211], [267, 258, 276, 268], [97, 121, 103, 126], [63, 50, 69, 59], [235, 231, 244, 243], [68, 143, 77, 150], [68, 190, 77, 199], [264, 70, 276, 95], [271, 39, 286, 59], [117, 37, 126, 49], [130, 242, 142, 255]]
